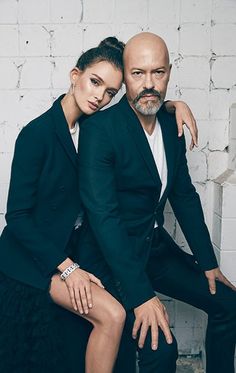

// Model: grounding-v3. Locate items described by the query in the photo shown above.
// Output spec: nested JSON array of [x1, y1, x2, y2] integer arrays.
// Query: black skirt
[[0, 271, 67, 373]]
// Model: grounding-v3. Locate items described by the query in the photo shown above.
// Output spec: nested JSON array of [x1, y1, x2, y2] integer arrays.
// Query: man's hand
[[205, 267, 236, 295], [133, 296, 173, 351], [165, 100, 198, 150]]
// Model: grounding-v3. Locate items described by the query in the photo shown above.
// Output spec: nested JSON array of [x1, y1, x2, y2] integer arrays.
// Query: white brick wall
[[0, 0, 236, 358]]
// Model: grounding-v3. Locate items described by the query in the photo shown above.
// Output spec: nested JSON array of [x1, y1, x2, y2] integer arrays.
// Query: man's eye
[[132, 71, 142, 76], [155, 71, 164, 75], [91, 78, 99, 86]]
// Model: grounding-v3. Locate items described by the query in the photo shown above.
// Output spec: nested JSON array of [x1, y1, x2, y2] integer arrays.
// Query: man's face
[[124, 46, 171, 116]]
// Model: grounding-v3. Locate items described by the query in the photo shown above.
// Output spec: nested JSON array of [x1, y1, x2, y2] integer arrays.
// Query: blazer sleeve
[[79, 119, 155, 310], [5, 124, 67, 277], [168, 135, 218, 271]]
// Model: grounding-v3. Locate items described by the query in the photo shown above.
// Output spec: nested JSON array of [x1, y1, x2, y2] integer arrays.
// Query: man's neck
[[134, 109, 156, 135]]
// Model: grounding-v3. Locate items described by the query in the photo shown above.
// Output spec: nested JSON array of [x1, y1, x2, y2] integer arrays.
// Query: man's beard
[[132, 89, 164, 115]]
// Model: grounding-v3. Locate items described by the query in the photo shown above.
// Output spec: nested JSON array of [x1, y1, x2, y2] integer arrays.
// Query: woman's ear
[[70, 67, 81, 84]]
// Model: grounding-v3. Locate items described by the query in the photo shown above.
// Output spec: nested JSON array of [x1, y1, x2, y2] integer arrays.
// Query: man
[[78, 32, 236, 373]]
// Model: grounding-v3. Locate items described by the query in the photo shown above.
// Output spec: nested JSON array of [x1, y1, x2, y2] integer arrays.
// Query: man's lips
[[88, 101, 99, 110], [139, 94, 159, 100]]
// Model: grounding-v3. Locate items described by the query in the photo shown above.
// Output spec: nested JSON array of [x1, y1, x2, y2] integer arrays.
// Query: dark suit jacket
[[0, 95, 81, 290], [78, 94, 218, 310]]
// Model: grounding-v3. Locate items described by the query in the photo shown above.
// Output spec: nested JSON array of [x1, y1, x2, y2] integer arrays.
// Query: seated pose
[[0, 36, 198, 373], [78, 32, 236, 373]]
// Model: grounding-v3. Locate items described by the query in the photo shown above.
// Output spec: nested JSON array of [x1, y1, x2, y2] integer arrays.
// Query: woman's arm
[[164, 100, 198, 150]]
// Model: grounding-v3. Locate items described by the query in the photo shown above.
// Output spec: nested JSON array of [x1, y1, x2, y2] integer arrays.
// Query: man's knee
[[138, 332, 178, 372]]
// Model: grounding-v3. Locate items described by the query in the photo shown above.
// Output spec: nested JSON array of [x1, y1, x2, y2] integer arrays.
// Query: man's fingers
[[220, 275, 236, 292], [138, 322, 149, 349], [208, 278, 216, 295], [151, 322, 158, 350], [160, 319, 173, 344], [132, 318, 141, 339]]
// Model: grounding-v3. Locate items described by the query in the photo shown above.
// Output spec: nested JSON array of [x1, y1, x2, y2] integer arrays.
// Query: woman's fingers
[[79, 285, 89, 314], [88, 273, 104, 288]]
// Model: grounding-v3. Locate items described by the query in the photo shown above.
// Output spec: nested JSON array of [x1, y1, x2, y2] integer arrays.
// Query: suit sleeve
[[79, 119, 155, 310], [5, 125, 67, 277], [168, 135, 218, 271]]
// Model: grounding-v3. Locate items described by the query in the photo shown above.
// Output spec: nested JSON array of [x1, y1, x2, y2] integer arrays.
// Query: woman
[[0, 37, 197, 373]]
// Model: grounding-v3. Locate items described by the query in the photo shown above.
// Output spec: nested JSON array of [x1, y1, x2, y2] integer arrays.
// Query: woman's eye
[[91, 78, 99, 86]]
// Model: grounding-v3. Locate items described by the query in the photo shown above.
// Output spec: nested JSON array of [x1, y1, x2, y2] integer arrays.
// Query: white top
[[69, 122, 79, 153], [144, 118, 167, 228]]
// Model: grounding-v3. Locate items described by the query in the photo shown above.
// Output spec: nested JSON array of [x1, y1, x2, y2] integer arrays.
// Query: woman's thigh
[[49, 273, 125, 325]]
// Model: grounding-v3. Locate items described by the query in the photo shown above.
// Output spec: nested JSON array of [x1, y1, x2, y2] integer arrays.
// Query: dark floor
[[176, 356, 204, 373]]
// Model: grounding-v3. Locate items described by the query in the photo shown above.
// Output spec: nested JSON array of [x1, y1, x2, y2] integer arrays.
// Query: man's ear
[[169, 63, 172, 72], [70, 67, 81, 84]]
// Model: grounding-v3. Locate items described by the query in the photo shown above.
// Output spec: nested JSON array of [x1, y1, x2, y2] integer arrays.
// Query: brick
[[83, 0, 114, 23], [228, 139, 236, 171], [212, 212, 222, 248], [222, 183, 236, 219], [212, 57, 236, 89], [0, 26, 19, 56], [0, 122, 20, 153], [175, 301, 204, 328], [221, 218, 236, 251], [0, 0, 18, 24], [51, 24, 82, 56], [83, 24, 113, 50], [220, 251, 236, 283], [17, 90, 52, 126], [209, 89, 230, 120], [149, 0, 179, 24], [230, 104, 236, 139], [0, 153, 13, 183], [51, 57, 77, 89], [0, 183, 9, 213], [180, 24, 210, 56], [114, 0, 148, 24], [18, 0, 50, 24], [180, 0, 211, 23], [0, 91, 20, 126], [207, 151, 228, 179], [20, 58, 52, 89], [164, 210, 176, 237], [178, 57, 210, 89], [211, 24, 236, 56], [180, 89, 209, 120], [19, 25, 50, 56], [187, 149, 207, 182], [0, 59, 19, 89], [174, 326, 202, 355], [50, 0, 83, 23], [208, 120, 229, 151], [112, 23, 145, 44], [212, 0, 236, 23], [148, 23, 179, 54]]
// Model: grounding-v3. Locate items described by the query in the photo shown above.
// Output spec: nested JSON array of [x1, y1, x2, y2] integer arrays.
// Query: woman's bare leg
[[49, 274, 125, 373]]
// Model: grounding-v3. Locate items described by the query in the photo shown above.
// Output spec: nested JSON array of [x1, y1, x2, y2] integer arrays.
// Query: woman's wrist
[[57, 257, 74, 273]]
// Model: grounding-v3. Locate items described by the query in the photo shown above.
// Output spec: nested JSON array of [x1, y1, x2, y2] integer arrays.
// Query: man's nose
[[144, 74, 154, 90]]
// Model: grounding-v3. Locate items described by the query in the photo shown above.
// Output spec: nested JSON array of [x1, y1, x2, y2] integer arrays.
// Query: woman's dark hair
[[76, 37, 125, 72]]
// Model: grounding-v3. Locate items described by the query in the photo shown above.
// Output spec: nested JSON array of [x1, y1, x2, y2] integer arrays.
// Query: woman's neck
[[61, 93, 82, 129]]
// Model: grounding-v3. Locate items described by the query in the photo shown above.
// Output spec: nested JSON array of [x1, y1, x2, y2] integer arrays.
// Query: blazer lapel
[[51, 95, 78, 170], [157, 106, 176, 204], [120, 96, 162, 190]]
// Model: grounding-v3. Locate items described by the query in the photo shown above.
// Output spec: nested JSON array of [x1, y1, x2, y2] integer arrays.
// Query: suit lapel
[[157, 106, 176, 204], [51, 95, 78, 170], [120, 96, 162, 190]]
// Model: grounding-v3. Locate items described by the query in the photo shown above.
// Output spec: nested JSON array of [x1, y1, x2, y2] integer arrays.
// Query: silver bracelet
[[60, 263, 80, 281]]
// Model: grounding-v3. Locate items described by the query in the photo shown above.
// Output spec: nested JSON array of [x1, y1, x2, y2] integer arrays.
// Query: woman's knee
[[97, 301, 126, 329]]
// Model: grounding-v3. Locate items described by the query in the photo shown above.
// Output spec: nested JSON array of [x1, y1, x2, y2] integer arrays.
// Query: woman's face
[[70, 61, 123, 115]]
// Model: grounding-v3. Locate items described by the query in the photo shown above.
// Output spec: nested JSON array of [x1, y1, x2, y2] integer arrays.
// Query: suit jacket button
[[59, 185, 65, 192], [146, 236, 150, 242]]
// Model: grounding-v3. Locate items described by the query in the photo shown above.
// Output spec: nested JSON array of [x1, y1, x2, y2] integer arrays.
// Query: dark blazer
[[78, 94, 218, 310], [0, 95, 81, 290]]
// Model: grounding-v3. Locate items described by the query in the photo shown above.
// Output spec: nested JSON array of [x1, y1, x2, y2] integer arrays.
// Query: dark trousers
[[113, 229, 236, 373]]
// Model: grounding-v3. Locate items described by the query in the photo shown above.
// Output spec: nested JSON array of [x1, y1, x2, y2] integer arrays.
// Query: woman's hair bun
[[98, 37, 125, 54]]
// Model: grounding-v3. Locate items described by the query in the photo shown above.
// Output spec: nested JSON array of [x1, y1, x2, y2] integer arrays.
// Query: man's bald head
[[123, 32, 170, 68], [123, 32, 171, 117]]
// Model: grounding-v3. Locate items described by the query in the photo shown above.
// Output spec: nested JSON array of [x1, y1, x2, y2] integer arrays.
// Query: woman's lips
[[88, 101, 99, 111]]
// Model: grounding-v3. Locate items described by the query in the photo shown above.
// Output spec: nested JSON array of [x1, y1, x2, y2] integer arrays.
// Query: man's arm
[[78, 118, 155, 310]]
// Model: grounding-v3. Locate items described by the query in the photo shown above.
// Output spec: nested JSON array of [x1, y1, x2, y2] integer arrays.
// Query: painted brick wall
[[0, 0, 236, 356]]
